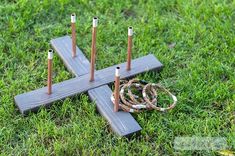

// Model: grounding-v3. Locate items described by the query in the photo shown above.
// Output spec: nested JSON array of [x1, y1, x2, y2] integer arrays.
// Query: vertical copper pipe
[[114, 67, 120, 112], [90, 17, 98, 82], [127, 26, 133, 71], [47, 49, 53, 95], [71, 13, 76, 57]]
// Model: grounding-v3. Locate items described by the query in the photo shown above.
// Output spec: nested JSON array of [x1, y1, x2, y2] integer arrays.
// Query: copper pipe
[[71, 13, 76, 57], [90, 17, 98, 82], [127, 26, 133, 71], [47, 49, 53, 95], [114, 67, 120, 112]]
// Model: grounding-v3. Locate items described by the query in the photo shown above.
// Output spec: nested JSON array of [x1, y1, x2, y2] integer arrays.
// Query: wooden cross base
[[14, 36, 163, 136]]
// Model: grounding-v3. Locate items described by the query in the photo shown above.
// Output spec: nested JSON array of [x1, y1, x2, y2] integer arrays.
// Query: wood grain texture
[[88, 85, 142, 136], [15, 54, 162, 114], [50, 36, 90, 76]]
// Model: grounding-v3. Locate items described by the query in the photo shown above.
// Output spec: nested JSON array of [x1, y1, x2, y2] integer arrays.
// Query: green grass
[[0, 0, 234, 155]]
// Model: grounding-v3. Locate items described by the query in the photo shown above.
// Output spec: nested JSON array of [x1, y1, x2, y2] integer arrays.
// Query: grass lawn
[[0, 0, 234, 155]]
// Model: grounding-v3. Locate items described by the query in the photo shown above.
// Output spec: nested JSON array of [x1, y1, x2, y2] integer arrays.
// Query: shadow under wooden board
[[14, 36, 163, 137]]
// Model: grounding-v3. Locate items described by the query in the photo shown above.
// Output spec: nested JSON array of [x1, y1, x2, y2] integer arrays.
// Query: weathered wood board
[[14, 54, 162, 114], [51, 36, 147, 136], [51, 36, 90, 76]]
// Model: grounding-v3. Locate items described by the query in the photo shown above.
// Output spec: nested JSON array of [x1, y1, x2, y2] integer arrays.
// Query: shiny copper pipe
[[127, 26, 133, 71], [47, 49, 53, 95], [114, 67, 120, 112], [90, 17, 98, 82], [71, 13, 76, 57]]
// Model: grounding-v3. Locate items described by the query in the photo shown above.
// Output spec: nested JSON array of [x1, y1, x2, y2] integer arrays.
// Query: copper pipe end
[[128, 26, 133, 36], [93, 17, 98, 27], [71, 13, 76, 23], [115, 66, 120, 77]]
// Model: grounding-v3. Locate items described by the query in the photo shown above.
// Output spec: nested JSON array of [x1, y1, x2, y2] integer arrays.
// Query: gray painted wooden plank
[[15, 54, 162, 114], [88, 85, 142, 136], [50, 36, 90, 76], [50, 36, 145, 137]]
